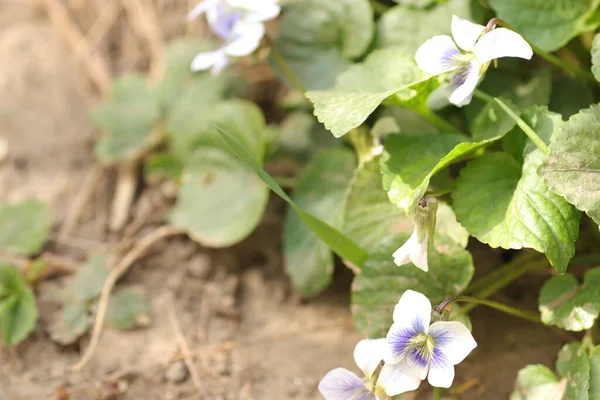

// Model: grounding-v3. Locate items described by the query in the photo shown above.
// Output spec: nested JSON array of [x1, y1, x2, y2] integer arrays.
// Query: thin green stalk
[[415, 106, 461, 133], [432, 386, 442, 400], [464, 252, 539, 295], [265, 35, 306, 94], [453, 296, 541, 324], [493, 19, 596, 83], [473, 90, 549, 155]]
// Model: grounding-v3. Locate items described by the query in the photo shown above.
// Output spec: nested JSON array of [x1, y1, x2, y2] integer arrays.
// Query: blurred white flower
[[415, 15, 532, 106], [319, 338, 421, 399], [393, 197, 437, 272], [187, 0, 280, 74], [385, 290, 477, 388]]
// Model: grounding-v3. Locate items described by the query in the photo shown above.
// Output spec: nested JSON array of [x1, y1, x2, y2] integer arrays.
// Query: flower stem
[[473, 90, 549, 155], [463, 252, 540, 295], [415, 106, 461, 133], [433, 386, 443, 400], [453, 296, 541, 323], [265, 34, 306, 94], [492, 18, 596, 83]]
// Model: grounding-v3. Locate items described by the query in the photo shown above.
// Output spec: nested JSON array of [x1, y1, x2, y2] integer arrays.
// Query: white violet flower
[[415, 15, 533, 106], [393, 197, 437, 272], [384, 290, 477, 388], [187, 0, 280, 74], [319, 338, 422, 399]]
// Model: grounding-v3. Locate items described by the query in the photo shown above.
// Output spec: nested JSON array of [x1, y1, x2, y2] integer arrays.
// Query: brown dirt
[[0, 1, 566, 400]]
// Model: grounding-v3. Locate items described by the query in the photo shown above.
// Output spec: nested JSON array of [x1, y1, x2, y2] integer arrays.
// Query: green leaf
[[48, 303, 90, 345], [169, 100, 269, 247], [306, 49, 434, 138], [351, 233, 474, 337], [68, 256, 110, 304], [0, 200, 52, 257], [556, 343, 592, 400], [216, 126, 369, 268], [170, 147, 269, 248], [471, 97, 520, 141], [539, 267, 600, 331], [436, 202, 469, 248], [343, 156, 412, 251], [93, 74, 160, 163], [381, 130, 509, 214], [105, 287, 151, 330], [510, 365, 562, 400], [271, 0, 373, 90], [592, 34, 600, 83], [283, 148, 356, 296], [453, 109, 580, 272], [539, 104, 600, 228], [489, 0, 600, 51], [0, 265, 38, 346], [512, 342, 599, 400], [590, 346, 600, 399], [376, 0, 475, 54]]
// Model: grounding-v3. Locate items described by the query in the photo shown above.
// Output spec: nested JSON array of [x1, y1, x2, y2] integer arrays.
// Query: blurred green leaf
[[0, 200, 52, 257], [436, 202, 469, 248], [271, 0, 373, 90], [306, 49, 435, 138], [170, 147, 269, 248], [68, 256, 110, 304], [283, 147, 356, 296], [343, 156, 411, 251], [489, 0, 600, 51], [216, 126, 369, 268], [351, 233, 473, 337], [510, 365, 562, 400], [376, 0, 475, 54], [0, 265, 38, 346], [93, 74, 160, 163], [539, 104, 600, 228], [592, 34, 600, 83], [471, 97, 520, 141], [556, 343, 592, 399], [106, 287, 151, 330], [539, 267, 600, 331], [48, 303, 90, 345]]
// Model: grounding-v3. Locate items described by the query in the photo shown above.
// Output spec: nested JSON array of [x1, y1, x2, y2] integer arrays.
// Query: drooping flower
[[384, 290, 477, 388], [187, 0, 280, 74], [393, 197, 438, 271], [415, 15, 533, 106], [319, 338, 421, 399]]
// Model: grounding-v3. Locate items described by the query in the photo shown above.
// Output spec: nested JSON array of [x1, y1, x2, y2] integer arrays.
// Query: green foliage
[[376, 0, 476, 54], [489, 0, 600, 51], [539, 267, 600, 331], [283, 147, 356, 296], [0, 200, 52, 257], [306, 49, 436, 138], [216, 126, 369, 269], [512, 342, 599, 400], [0, 265, 38, 346], [49, 303, 90, 346], [271, 0, 373, 90], [351, 233, 474, 337], [343, 156, 411, 251], [68, 256, 110, 303], [93, 74, 160, 163], [539, 105, 600, 228], [453, 108, 580, 273], [105, 287, 151, 330], [169, 100, 269, 248], [592, 34, 600, 83]]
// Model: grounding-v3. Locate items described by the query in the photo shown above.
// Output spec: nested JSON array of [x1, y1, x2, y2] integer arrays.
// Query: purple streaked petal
[[448, 60, 480, 106], [385, 323, 418, 364], [428, 321, 477, 365], [207, 2, 244, 40], [318, 368, 376, 400], [415, 35, 462, 75], [392, 290, 432, 330]]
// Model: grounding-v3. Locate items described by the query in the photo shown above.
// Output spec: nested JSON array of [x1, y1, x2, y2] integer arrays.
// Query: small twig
[[59, 165, 102, 240], [109, 162, 137, 232], [71, 225, 187, 371], [167, 295, 205, 395], [77, 0, 123, 52], [122, 0, 164, 80], [39, 0, 112, 95]]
